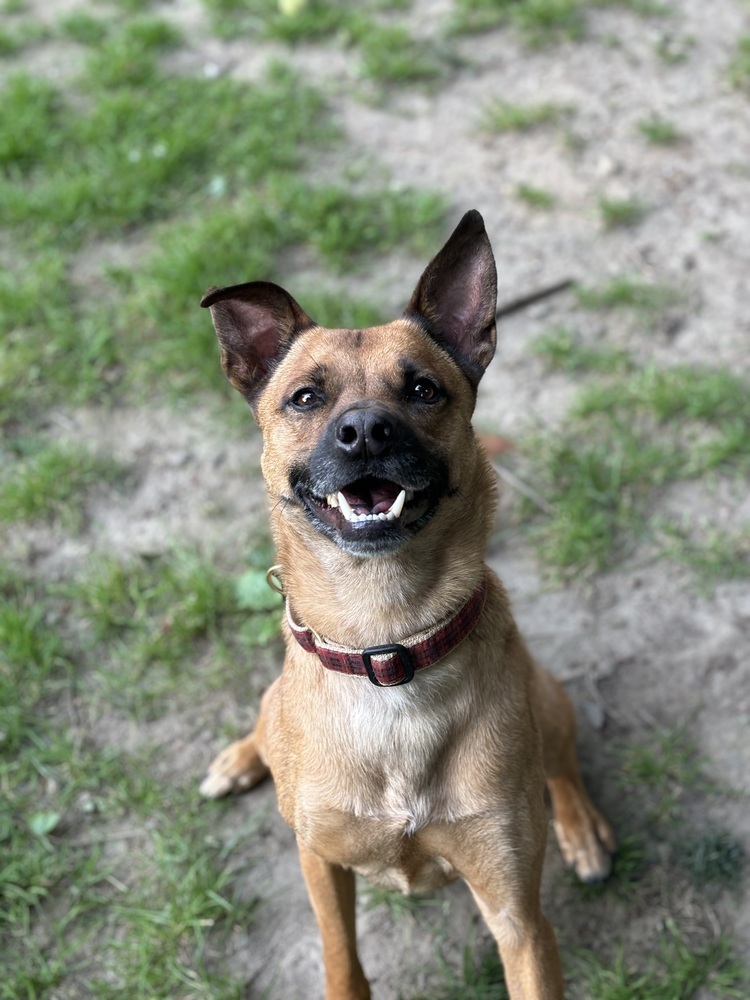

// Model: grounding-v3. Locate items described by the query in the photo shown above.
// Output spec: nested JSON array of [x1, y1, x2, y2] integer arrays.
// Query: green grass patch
[[0, 443, 124, 529], [661, 524, 750, 591], [638, 113, 683, 145], [201, 0, 444, 84], [513, 0, 586, 47], [515, 182, 556, 209], [523, 328, 750, 573], [479, 98, 570, 133], [576, 927, 748, 1000], [729, 36, 750, 91], [117, 183, 443, 395], [620, 724, 707, 824], [533, 327, 632, 374], [676, 831, 745, 891], [83, 15, 182, 89], [1, 44, 445, 422], [69, 551, 282, 716], [598, 195, 649, 229], [0, 17, 48, 56], [59, 11, 109, 46], [409, 944, 509, 999], [576, 274, 680, 314]]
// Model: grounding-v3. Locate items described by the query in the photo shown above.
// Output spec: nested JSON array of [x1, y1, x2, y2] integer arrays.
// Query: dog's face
[[202, 211, 498, 557]]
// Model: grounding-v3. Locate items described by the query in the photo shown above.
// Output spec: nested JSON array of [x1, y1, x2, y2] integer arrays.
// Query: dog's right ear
[[201, 281, 315, 407]]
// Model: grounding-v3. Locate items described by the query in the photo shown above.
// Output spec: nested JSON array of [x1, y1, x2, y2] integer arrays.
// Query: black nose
[[335, 408, 394, 459]]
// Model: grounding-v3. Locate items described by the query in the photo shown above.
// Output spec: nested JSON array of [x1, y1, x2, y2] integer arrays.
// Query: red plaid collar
[[286, 573, 488, 687]]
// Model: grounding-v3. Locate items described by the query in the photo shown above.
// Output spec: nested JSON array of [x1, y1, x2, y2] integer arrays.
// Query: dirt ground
[[11, 0, 750, 996]]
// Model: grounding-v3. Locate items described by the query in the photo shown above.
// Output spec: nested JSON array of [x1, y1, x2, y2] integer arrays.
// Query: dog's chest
[[290, 679, 483, 892]]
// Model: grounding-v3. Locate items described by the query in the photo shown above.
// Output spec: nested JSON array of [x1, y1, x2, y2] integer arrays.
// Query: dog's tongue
[[341, 477, 401, 516]]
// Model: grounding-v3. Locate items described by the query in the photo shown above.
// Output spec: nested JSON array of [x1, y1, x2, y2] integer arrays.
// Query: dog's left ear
[[405, 210, 497, 387], [201, 281, 315, 408]]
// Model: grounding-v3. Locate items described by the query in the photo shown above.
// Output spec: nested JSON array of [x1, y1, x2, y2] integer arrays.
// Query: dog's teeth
[[338, 492, 354, 520], [389, 489, 406, 519], [326, 493, 339, 508]]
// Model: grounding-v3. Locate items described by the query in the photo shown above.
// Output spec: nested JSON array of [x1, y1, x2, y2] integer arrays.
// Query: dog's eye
[[410, 378, 441, 403], [290, 387, 324, 410]]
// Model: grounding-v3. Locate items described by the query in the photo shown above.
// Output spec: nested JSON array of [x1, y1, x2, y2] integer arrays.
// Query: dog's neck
[[272, 454, 497, 648]]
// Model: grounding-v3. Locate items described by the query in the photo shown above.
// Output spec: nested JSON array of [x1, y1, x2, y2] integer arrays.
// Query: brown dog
[[199, 211, 615, 999]]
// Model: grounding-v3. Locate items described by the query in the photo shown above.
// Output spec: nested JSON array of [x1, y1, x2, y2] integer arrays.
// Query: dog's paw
[[552, 795, 616, 883], [199, 737, 269, 799]]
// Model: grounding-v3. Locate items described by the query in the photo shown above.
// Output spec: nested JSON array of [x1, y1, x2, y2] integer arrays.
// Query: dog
[[199, 210, 615, 999]]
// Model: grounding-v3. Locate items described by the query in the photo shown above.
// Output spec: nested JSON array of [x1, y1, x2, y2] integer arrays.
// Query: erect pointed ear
[[404, 210, 497, 387], [200, 281, 315, 408]]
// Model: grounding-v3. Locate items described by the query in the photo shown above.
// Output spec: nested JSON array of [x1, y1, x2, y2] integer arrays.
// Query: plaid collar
[[285, 573, 488, 687]]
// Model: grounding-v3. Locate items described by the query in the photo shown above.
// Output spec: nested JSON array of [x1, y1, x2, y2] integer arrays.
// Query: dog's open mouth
[[310, 476, 420, 525]]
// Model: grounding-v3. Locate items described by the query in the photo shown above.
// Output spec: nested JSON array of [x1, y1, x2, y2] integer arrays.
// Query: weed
[[655, 32, 695, 65], [84, 17, 182, 89], [513, 0, 586, 48], [525, 352, 750, 573], [361, 883, 444, 919], [576, 275, 680, 314], [620, 724, 706, 823], [729, 36, 750, 90], [515, 182, 556, 209], [0, 443, 124, 529], [532, 327, 632, 374], [598, 195, 649, 229], [576, 925, 748, 999], [479, 98, 569, 133], [358, 24, 443, 83], [0, 18, 47, 55], [676, 831, 745, 890], [410, 945, 509, 999], [638, 114, 682, 145], [59, 11, 109, 45], [527, 425, 679, 572], [661, 525, 750, 591]]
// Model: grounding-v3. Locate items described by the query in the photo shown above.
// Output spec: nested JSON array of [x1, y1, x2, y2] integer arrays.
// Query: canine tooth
[[327, 493, 339, 508], [389, 489, 406, 519], [338, 492, 354, 521]]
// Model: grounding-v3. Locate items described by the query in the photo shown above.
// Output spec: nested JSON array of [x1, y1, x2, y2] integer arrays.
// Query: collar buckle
[[361, 643, 414, 687]]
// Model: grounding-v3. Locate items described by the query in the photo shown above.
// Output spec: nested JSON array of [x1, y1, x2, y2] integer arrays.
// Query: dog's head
[[202, 210, 497, 557]]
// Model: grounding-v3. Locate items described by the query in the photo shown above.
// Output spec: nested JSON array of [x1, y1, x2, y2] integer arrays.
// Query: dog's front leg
[[469, 888, 564, 1000], [298, 843, 371, 1000]]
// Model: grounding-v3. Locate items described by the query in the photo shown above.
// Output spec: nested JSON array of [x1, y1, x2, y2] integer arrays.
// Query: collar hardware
[[361, 643, 414, 686]]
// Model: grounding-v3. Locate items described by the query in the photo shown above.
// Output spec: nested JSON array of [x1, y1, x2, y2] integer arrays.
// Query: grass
[[576, 927, 748, 1000], [0, 551, 272, 996], [661, 525, 750, 591], [522, 329, 750, 574], [0, 443, 124, 529], [479, 98, 570, 132], [598, 195, 649, 229], [409, 945, 510, 999], [532, 327, 632, 374], [620, 724, 707, 824], [515, 182, 556, 209], [1, 20, 445, 423], [576, 274, 680, 314], [638, 114, 683, 145], [729, 36, 750, 90], [201, 0, 446, 84], [450, 0, 664, 42]]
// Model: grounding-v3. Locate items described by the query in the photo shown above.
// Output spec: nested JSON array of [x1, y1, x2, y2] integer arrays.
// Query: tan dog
[[199, 211, 615, 1000]]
